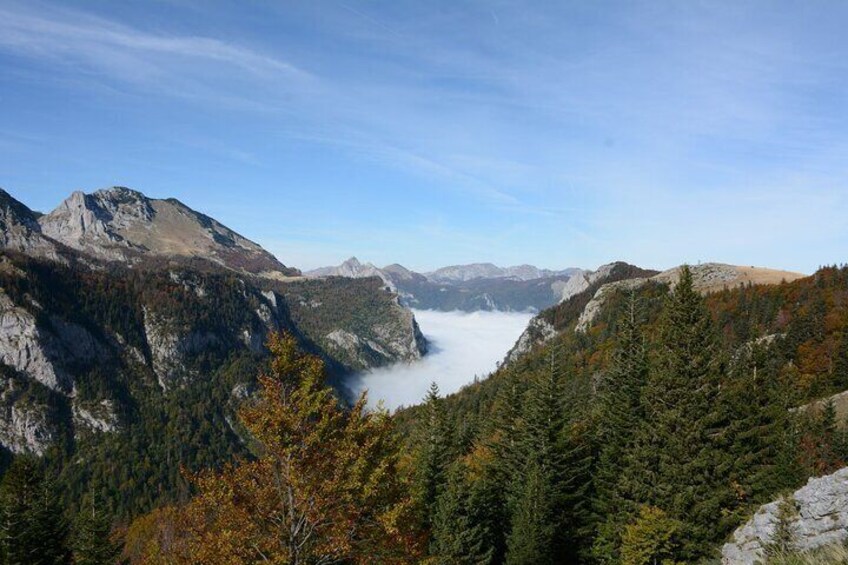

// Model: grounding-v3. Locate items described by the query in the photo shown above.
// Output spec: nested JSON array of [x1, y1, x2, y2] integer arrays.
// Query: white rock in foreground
[[722, 467, 848, 564]]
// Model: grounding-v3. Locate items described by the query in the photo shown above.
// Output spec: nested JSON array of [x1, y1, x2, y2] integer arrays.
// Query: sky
[[1, 1, 847, 273], [348, 309, 533, 411]]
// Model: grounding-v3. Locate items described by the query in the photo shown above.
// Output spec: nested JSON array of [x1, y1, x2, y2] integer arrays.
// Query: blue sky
[[1, 0, 846, 273]]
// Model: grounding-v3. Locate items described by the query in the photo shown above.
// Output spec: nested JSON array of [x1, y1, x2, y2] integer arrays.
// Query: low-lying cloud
[[349, 309, 533, 411]]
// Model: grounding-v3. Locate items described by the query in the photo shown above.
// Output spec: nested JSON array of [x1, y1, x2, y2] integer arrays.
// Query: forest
[[4, 265, 848, 563]]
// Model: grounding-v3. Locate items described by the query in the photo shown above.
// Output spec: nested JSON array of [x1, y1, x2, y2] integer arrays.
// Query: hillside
[[396, 262, 848, 563]]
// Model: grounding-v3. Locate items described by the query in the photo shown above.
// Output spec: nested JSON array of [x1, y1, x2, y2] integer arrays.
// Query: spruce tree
[[725, 343, 803, 510], [592, 292, 649, 561], [505, 346, 572, 563], [430, 463, 495, 565], [621, 266, 733, 561], [505, 461, 557, 565], [72, 494, 122, 565], [0, 455, 70, 565], [413, 382, 454, 532]]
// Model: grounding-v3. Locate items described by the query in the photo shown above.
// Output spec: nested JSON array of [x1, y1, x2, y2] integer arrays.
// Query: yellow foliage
[[135, 332, 422, 564]]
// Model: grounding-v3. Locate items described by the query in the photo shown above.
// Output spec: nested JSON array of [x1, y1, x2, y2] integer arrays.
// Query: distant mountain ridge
[[424, 263, 581, 283], [307, 258, 600, 312]]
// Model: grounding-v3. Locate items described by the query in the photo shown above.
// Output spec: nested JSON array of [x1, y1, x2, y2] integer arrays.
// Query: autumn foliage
[[133, 332, 421, 564]]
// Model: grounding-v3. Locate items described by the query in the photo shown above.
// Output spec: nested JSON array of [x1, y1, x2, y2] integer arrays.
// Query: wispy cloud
[[0, 2, 305, 80]]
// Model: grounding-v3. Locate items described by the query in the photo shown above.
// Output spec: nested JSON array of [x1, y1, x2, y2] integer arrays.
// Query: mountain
[[506, 261, 807, 362], [307, 258, 589, 312], [424, 263, 579, 283], [38, 187, 299, 277], [0, 187, 426, 517], [306, 257, 397, 291], [0, 188, 67, 263]]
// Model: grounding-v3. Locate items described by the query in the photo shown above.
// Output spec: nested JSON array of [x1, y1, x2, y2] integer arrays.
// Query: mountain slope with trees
[[395, 263, 848, 563]]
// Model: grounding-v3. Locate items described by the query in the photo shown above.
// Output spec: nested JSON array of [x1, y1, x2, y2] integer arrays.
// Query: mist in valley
[[349, 309, 534, 411]]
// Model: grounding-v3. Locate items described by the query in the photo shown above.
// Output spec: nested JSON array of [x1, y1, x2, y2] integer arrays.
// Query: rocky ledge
[[722, 467, 848, 564]]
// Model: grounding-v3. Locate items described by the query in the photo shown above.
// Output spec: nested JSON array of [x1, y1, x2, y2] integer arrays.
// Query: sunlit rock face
[[722, 467, 848, 564]]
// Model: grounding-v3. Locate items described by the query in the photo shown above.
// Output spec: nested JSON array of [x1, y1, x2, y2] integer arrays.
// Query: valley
[[348, 308, 533, 410]]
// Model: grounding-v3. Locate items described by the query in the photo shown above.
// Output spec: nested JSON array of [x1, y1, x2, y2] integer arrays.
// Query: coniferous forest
[[4, 265, 848, 563]]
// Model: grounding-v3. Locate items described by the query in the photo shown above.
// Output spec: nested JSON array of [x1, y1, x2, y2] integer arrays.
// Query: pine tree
[[413, 382, 454, 533], [0, 455, 70, 565], [621, 266, 733, 561], [72, 494, 122, 565], [593, 292, 649, 562]]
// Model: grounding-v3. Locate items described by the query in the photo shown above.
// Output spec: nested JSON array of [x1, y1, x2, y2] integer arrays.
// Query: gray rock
[[143, 308, 221, 390], [72, 399, 119, 433], [722, 467, 848, 564], [576, 278, 649, 333], [506, 317, 557, 363], [0, 376, 57, 455], [0, 292, 72, 393]]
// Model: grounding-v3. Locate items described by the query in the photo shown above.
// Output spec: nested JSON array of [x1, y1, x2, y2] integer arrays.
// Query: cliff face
[[505, 262, 659, 363], [0, 252, 426, 455], [723, 467, 848, 564]]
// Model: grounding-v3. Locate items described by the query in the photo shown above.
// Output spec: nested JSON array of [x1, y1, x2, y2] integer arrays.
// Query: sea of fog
[[349, 309, 534, 411]]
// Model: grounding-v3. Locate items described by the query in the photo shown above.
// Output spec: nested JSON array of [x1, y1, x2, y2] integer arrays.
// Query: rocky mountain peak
[[31, 186, 298, 276]]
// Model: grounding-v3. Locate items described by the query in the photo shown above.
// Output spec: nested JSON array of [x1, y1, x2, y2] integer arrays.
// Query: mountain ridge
[[306, 257, 592, 312], [37, 186, 300, 277]]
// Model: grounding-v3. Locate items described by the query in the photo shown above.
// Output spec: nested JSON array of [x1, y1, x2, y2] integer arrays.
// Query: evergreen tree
[[505, 347, 572, 563], [505, 461, 557, 565], [592, 292, 649, 562], [621, 266, 733, 561], [834, 330, 848, 391], [725, 343, 803, 511], [764, 496, 798, 558], [72, 494, 122, 565], [0, 455, 70, 565], [413, 382, 454, 533], [430, 462, 495, 565]]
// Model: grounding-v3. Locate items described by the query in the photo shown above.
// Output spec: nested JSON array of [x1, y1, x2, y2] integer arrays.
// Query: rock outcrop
[[0, 189, 66, 263], [575, 277, 649, 332], [722, 467, 848, 564], [0, 291, 73, 393], [505, 317, 557, 363]]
